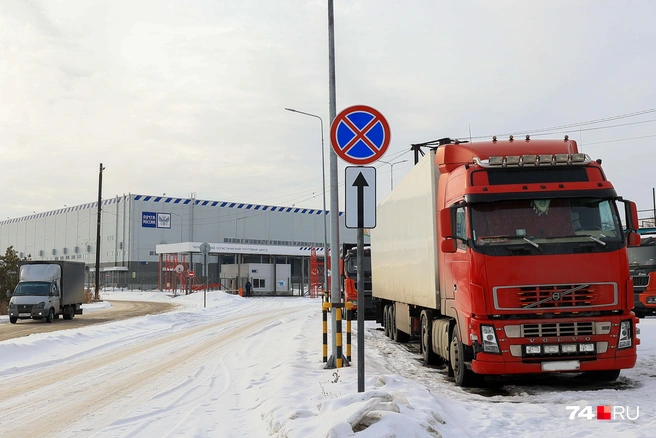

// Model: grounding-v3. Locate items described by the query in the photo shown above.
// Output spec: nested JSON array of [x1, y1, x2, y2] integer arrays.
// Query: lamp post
[[169, 212, 184, 242], [379, 159, 408, 191], [285, 108, 329, 294]]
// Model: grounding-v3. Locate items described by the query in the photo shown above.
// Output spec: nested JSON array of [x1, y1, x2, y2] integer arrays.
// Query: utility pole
[[326, 0, 341, 369], [95, 163, 105, 301]]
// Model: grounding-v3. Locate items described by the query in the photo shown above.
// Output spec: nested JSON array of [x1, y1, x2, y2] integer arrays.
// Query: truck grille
[[521, 321, 594, 337], [493, 282, 617, 310], [632, 275, 650, 287], [18, 304, 33, 313]]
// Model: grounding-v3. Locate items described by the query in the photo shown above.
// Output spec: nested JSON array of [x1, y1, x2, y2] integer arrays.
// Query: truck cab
[[340, 243, 377, 319], [628, 229, 656, 317], [8, 279, 61, 323]]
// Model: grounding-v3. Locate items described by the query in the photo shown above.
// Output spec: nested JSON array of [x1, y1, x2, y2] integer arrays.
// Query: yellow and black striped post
[[335, 305, 343, 368], [345, 302, 353, 362], [322, 301, 329, 363]]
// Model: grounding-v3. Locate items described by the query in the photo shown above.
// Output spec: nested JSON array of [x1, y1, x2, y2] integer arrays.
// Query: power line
[[459, 107, 656, 140]]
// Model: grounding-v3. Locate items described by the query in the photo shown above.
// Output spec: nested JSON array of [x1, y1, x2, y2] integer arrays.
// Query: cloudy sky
[[1, 1, 656, 221]]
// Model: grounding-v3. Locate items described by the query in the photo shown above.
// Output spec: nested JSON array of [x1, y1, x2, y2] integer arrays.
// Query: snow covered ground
[[0, 290, 654, 437]]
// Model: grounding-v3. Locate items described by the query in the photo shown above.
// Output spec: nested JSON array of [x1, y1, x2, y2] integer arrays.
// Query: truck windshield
[[629, 236, 656, 270], [13, 281, 51, 296], [470, 197, 623, 254], [346, 256, 372, 277]]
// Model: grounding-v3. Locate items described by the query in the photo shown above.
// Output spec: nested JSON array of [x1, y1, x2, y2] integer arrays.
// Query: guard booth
[[221, 263, 292, 296]]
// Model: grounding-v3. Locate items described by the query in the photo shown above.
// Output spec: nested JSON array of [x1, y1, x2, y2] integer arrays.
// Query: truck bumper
[[472, 355, 637, 375], [8, 310, 44, 320]]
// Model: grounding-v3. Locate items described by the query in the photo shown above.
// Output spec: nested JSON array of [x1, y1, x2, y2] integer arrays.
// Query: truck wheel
[[45, 308, 55, 323], [420, 311, 441, 366], [584, 369, 621, 382], [385, 306, 393, 339], [391, 305, 409, 343], [449, 324, 480, 387], [383, 305, 390, 337], [9, 317, 18, 324], [63, 306, 74, 320]]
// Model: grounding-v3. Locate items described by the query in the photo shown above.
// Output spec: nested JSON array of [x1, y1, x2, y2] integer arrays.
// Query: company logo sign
[[142, 212, 157, 228], [142, 212, 172, 229], [157, 213, 171, 229], [567, 405, 639, 420]]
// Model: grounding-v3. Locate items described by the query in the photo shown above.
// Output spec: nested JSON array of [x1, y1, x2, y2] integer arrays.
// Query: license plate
[[542, 360, 580, 371], [18, 313, 31, 317]]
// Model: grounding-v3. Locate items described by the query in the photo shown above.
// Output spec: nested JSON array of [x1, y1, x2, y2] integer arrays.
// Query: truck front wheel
[[45, 308, 55, 323], [420, 311, 441, 366], [9, 316, 17, 324], [449, 324, 480, 387]]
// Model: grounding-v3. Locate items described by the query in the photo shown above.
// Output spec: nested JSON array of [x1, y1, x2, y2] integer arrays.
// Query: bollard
[[345, 302, 353, 362], [336, 306, 343, 368], [322, 301, 329, 363]]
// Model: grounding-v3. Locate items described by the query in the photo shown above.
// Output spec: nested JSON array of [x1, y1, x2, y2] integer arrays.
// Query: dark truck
[[629, 228, 656, 318], [340, 243, 378, 319], [7, 261, 86, 323]]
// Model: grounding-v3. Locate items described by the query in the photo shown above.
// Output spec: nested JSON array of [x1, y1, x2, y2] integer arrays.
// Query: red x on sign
[[330, 105, 390, 165]]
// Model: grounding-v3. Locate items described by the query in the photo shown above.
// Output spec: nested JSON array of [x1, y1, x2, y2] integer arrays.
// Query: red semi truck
[[340, 243, 378, 319], [372, 136, 641, 386]]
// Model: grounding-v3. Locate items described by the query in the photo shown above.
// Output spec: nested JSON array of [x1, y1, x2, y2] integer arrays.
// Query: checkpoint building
[[0, 193, 366, 294]]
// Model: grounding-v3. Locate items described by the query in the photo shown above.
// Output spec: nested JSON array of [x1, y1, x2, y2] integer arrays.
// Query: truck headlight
[[34, 301, 45, 309], [647, 296, 656, 304], [8, 302, 16, 309], [543, 345, 559, 354], [481, 325, 500, 353], [618, 320, 632, 349], [579, 343, 595, 352], [561, 344, 577, 353], [526, 345, 541, 354]]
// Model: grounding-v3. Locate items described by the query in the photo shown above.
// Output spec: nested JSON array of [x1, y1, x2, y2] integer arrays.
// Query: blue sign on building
[[142, 212, 157, 228]]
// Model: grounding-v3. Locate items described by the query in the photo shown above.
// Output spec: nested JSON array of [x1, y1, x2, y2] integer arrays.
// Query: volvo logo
[[552, 292, 561, 301]]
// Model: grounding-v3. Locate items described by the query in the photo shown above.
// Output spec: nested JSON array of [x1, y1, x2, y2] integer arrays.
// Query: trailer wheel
[[449, 324, 480, 387], [420, 311, 441, 366], [391, 305, 409, 343], [45, 308, 55, 323], [9, 317, 17, 324], [383, 305, 390, 338]]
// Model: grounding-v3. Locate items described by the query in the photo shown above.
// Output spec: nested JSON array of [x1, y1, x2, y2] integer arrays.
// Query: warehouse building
[[0, 193, 365, 293]]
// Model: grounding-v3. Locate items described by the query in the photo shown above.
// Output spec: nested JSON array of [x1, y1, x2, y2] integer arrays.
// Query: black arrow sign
[[352, 172, 369, 228]]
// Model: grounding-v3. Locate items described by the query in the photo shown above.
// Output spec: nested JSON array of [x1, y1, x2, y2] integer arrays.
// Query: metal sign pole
[[356, 228, 365, 392]]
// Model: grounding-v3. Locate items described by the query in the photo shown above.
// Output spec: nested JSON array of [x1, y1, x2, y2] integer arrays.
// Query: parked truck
[[628, 228, 656, 318], [340, 243, 378, 319], [372, 136, 641, 386], [7, 261, 86, 323]]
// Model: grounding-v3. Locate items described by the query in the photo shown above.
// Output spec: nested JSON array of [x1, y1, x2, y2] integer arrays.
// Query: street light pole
[[284, 108, 329, 295], [169, 212, 183, 242], [379, 159, 408, 191]]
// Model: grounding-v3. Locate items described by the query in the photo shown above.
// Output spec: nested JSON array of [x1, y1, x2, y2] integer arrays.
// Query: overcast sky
[[2, 1, 656, 221]]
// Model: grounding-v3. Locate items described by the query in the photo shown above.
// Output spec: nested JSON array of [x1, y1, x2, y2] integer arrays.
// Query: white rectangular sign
[[345, 166, 376, 229]]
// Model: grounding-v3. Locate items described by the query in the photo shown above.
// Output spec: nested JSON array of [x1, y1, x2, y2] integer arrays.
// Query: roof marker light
[[506, 156, 520, 166], [555, 154, 569, 164]]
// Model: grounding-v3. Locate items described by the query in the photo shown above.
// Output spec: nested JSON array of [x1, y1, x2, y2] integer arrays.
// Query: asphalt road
[[0, 300, 178, 342]]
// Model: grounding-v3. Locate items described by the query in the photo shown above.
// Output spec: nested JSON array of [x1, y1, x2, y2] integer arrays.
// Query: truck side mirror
[[625, 200, 639, 231], [441, 239, 457, 253], [439, 208, 457, 253], [439, 208, 454, 238], [627, 231, 641, 247]]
